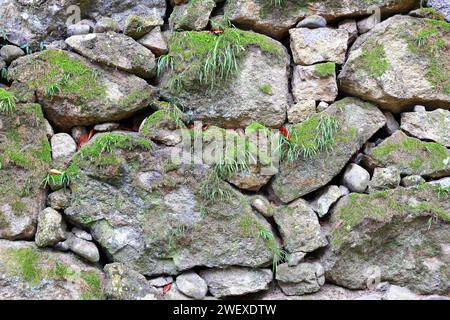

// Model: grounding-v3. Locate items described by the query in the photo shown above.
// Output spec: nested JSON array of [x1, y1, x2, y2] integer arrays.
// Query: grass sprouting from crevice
[[0, 88, 17, 114]]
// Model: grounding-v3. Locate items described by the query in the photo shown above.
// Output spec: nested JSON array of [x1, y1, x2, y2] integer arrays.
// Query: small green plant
[[20, 44, 32, 55], [44, 82, 62, 97], [49, 261, 74, 280], [359, 44, 390, 77], [259, 84, 273, 95], [1, 67, 8, 80], [0, 88, 17, 114], [8, 248, 42, 284], [157, 54, 174, 77], [80, 271, 104, 300], [42, 170, 72, 189], [258, 226, 287, 274]]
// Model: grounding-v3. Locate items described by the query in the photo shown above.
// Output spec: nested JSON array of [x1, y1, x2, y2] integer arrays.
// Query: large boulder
[[8, 49, 155, 130], [159, 30, 290, 128], [322, 185, 450, 295], [224, 0, 419, 40], [0, 240, 105, 300], [339, 15, 450, 112], [63, 132, 277, 276], [0, 101, 51, 240], [169, 0, 216, 31], [0, 0, 166, 48], [365, 131, 450, 178], [271, 97, 386, 203], [400, 109, 450, 147], [65, 32, 156, 79]]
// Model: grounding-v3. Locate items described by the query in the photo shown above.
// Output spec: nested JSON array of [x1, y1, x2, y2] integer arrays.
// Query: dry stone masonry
[[0, 0, 449, 300]]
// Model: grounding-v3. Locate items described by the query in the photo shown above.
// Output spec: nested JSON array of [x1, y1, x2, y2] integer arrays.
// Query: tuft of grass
[[359, 44, 390, 77], [279, 113, 340, 161], [42, 171, 72, 189], [141, 106, 185, 133], [314, 62, 336, 77], [0, 88, 17, 114], [258, 225, 287, 274], [80, 271, 104, 300], [49, 261, 74, 280]]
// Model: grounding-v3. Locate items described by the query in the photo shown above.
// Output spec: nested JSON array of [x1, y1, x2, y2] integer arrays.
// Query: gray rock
[[51, 133, 77, 164], [9, 49, 155, 130], [104, 263, 157, 300], [276, 262, 325, 296], [0, 45, 24, 64], [43, 118, 54, 138], [428, 177, 450, 189], [251, 197, 273, 218], [342, 164, 370, 193], [401, 109, 450, 147], [339, 15, 450, 113], [67, 23, 91, 36], [287, 252, 306, 267], [200, 267, 273, 298], [137, 27, 168, 56], [94, 122, 120, 132], [149, 276, 173, 287], [309, 185, 344, 218], [368, 167, 401, 193], [0, 103, 50, 240], [316, 101, 329, 112], [322, 185, 450, 295], [383, 285, 420, 300], [169, 0, 216, 31], [35, 208, 66, 248], [366, 131, 450, 178], [72, 227, 93, 241], [357, 15, 379, 34], [287, 100, 316, 123], [139, 109, 186, 146], [292, 64, 338, 103], [384, 112, 399, 135], [176, 271, 208, 299], [64, 234, 100, 263], [65, 33, 156, 79], [94, 18, 121, 33], [338, 19, 358, 45], [290, 28, 348, 65], [0, 240, 105, 300], [123, 14, 164, 39], [47, 190, 71, 211], [401, 175, 426, 188], [414, 105, 427, 112], [339, 185, 350, 196], [296, 15, 327, 29], [271, 97, 386, 203], [273, 199, 327, 254]]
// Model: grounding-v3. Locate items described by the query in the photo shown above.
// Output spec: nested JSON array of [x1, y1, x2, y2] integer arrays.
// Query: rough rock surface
[[0, 103, 50, 240], [9, 50, 155, 130], [339, 15, 450, 112], [273, 199, 327, 255], [169, 0, 216, 31], [51, 133, 77, 164], [138, 27, 168, 56], [322, 185, 450, 295], [104, 263, 156, 300], [276, 262, 325, 296], [176, 271, 208, 299], [64, 133, 276, 276], [0, 240, 105, 300], [292, 64, 338, 103], [224, 0, 418, 40], [341, 164, 370, 193], [368, 167, 401, 193], [401, 109, 450, 147], [160, 31, 290, 128], [271, 97, 386, 203], [65, 32, 156, 79], [366, 131, 450, 178], [35, 208, 66, 248], [199, 267, 273, 298], [290, 28, 348, 65], [309, 186, 343, 218]]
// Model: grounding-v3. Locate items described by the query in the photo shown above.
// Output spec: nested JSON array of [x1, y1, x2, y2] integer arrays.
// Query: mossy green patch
[[314, 62, 336, 77], [80, 270, 104, 300], [7, 248, 42, 284], [27, 49, 106, 100], [259, 84, 273, 95], [358, 44, 390, 77]]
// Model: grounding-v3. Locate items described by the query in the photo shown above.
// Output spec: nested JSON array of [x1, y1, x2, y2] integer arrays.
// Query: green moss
[[8, 248, 42, 284], [29, 49, 106, 100], [48, 261, 74, 280], [245, 122, 273, 136], [314, 62, 336, 77], [11, 200, 26, 215], [358, 44, 390, 77], [33, 138, 52, 163], [418, 8, 446, 21], [141, 106, 185, 134], [371, 134, 449, 171], [259, 84, 273, 95], [80, 271, 104, 300], [405, 19, 450, 94]]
